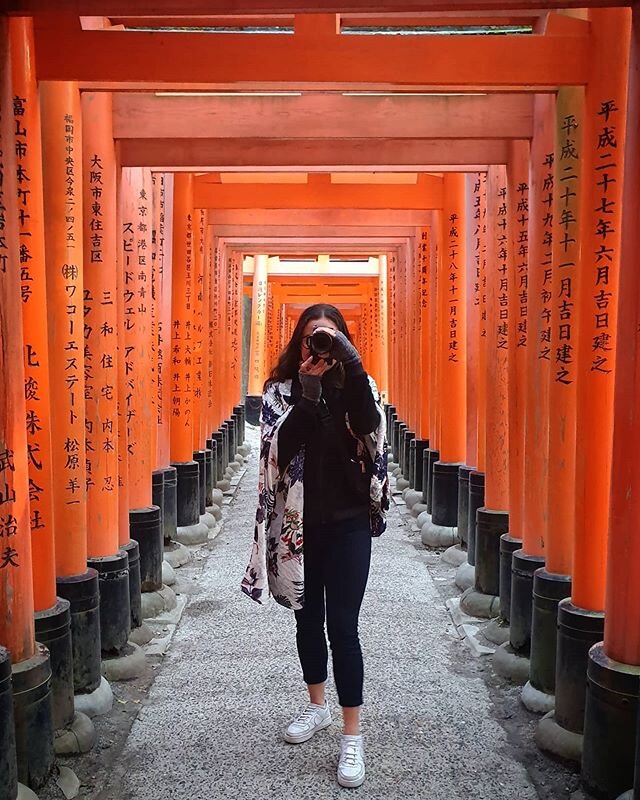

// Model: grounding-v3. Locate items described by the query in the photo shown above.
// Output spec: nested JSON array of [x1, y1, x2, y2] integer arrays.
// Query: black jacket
[[277, 364, 379, 527]]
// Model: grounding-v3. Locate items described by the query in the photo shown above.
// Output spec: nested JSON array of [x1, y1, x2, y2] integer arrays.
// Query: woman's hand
[[314, 328, 361, 371], [298, 356, 333, 403]]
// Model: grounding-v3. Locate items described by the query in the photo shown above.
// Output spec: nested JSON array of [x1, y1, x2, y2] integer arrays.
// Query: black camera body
[[309, 329, 334, 356]]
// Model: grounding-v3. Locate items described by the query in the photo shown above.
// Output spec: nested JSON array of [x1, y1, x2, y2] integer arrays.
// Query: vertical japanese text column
[[170, 174, 207, 546], [1, 21, 55, 787], [82, 92, 131, 655], [41, 80, 102, 695]]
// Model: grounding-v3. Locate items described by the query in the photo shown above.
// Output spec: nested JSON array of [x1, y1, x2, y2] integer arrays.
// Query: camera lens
[[310, 330, 333, 354]]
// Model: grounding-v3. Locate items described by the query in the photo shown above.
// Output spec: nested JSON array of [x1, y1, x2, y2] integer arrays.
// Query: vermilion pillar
[[9, 17, 56, 620], [378, 254, 389, 401], [41, 80, 103, 695], [82, 92, 131, 658], [524, 87, 584, 710], [246, 254, 269, 423], [542, 8, 630, 766], [1, 21, 55, 786], [171, 174, 208, 546], [462, 165, 509, 619], [508, 94, 554, 663], [426, 174, 466, 544], [492, 142, 531, 632], [581, 8, 640, 798]]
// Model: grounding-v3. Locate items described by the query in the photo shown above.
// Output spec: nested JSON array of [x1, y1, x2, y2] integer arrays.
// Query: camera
[[309, 329, 334, 356]]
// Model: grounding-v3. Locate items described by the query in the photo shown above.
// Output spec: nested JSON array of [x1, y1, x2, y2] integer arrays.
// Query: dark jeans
[[294, 516, 372, 708]]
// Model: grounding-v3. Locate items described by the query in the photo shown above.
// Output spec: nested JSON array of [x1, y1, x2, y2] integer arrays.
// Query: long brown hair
[[264, 303, 353, 388]]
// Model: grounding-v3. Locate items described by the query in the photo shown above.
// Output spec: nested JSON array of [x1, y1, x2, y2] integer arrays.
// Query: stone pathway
[[101, 426, 539, 800]]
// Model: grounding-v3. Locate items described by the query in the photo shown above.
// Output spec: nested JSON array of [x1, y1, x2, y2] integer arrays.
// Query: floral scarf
[[241, 376, 389, 610]]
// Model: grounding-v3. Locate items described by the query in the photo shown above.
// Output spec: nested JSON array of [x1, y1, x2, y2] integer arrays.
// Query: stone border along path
[[99, 425, 539, 800]]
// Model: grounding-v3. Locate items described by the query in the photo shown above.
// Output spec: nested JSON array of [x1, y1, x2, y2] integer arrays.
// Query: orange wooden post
[[396, 242, 413, 491], [82, 91, 131, 656], [544, 8, 631, 764], [524, 86, 585, 707], [425, 175, 467, 545], [247, 254, 269, 415], [423, 215, 442, 519], [377, 254, 389, 403], [229, 251, 243, 421], [463, 164, 510, 615], [41, 80, 102, 695], [9, 17, 57, 623], [120, 166, 164, 598], [190, 207, 215, 531], [1, 20, 55, 785], [583, 1, 640, 790], [171, 174, 208, 546], [417, 229, 431, 446], [510, 94, 555, 658], [498, 141, 530, 629]]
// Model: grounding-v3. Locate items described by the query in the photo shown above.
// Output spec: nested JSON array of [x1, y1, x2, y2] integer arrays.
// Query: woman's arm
[[343, 366, 380, 436]]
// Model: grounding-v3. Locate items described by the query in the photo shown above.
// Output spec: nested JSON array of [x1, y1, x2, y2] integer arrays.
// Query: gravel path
[[105, 426, 539, 800]]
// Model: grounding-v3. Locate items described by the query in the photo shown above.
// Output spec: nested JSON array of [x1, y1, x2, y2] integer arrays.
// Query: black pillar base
[[130, 506, 163, 593], [193, 450, 207, 516], [87, 551, 130, 655], [160, 465, 178, 545], [582, 642, 640, 800], [402, 430, 415, 478], [510, 550, 545, 655], [233, 404, 246, 443], [396, 422, 407, 465], [424, 448, 440, 514], [212, 432, 225, 482], [408, 439, 416, 488], [413, 439, 429, 496], [220, 424, 230, 467], [467, 470, 485, 567], [431, 461, 461, 527], [55, 569, 101, 693], [172, 460, 200, 528], [204, 443, 215, 506], [457, 465, 473, 549], [529, 569, 572, 696], [245, 395, 262, 426], [475, 508, 509, 597], [12, 644, 55, 790], [151, 469, 164, 521], [499, 534, 521, 624], [0, 647, 18, 800], [225, 417, 237, 460], [555, 600, 605, 735], [34, 598, 73, 731], [121, 539, 143, 630]]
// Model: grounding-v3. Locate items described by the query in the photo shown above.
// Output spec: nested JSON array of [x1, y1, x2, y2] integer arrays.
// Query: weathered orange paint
[[484, 165, 510, 512], [0, 15, 36, 663], [522, 94, 554, 558], [574, 9, 630, 612], [545, 86, 584, 577], [155, 174, 174, 469], [170, 173, 196, 463], [604, 4, 640, 665], [40, 80, 87, 577], [121, 167, 154, 509], [439, 175, 467, 463], [506, 141, 530, 541], [82, 91, 120, 558], [10, 16, 56, 611]]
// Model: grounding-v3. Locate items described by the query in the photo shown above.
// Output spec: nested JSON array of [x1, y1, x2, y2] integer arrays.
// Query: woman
[[242, 303, 388, 789]]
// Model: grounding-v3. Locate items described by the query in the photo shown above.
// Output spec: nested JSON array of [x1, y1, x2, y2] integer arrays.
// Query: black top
[[277, 363, 379, 527]]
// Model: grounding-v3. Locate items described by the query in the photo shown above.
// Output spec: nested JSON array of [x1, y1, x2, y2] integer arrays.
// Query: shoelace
[[297, 704, 320, 724], [340, 740, 361, 767]]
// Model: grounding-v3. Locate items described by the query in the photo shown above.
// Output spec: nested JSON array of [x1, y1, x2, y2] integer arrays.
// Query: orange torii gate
[[2, 5, 640, 799]]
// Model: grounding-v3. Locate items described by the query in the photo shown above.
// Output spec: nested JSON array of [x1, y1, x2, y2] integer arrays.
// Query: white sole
[[283, 715, 332, 744], [337, 770, 365, 789]]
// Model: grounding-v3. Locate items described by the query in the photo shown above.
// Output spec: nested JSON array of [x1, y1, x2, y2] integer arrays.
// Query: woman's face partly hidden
[[300, 316, 339, 364]]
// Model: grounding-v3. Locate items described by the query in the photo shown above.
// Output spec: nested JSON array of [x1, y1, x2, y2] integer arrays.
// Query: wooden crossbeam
[[207, 209, 430, 225], [195, 176, 443, 209], [113, 93, 533, 139], [120, 137, 507, 170], [9, 1, 628, 13], [31, 18, 589, 87]]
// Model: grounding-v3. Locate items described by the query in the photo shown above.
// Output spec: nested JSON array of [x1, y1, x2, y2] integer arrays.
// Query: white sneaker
[[337, 734, 365, 788], [283, 701, 332, 744]]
